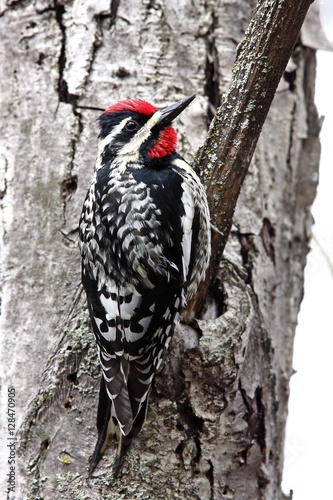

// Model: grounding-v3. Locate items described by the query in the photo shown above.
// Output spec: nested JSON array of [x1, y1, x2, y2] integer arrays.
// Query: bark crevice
[[204, 8, 221, 122]]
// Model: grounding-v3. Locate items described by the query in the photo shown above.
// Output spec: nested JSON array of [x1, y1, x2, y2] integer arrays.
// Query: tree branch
[[184, 0, 314, 320]]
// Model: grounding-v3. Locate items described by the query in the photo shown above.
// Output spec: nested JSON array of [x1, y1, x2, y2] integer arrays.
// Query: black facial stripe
[[98, 111, 148, 139]]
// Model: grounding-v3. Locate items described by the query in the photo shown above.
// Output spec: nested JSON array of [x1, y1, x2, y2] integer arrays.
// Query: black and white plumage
[[79, 95, 211, 476]]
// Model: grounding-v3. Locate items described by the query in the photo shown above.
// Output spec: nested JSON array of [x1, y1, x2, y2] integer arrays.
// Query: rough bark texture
[[184, 0, 314, 319], [0, 1, 323, 499]]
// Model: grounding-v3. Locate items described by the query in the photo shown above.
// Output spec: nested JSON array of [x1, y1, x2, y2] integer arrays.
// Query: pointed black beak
[[158, 94, 196, 127]]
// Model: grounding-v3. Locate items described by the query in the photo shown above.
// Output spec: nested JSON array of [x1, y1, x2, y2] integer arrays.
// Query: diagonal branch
[[184, 0, 314, 320]]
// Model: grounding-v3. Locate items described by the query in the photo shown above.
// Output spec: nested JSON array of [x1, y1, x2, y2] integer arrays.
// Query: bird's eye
[[125, 120, 139, 132]]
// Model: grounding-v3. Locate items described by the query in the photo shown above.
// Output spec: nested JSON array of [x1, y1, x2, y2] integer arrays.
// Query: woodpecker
[[79, 94, 211, 476]]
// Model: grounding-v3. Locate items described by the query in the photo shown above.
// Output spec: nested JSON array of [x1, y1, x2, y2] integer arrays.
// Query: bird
[[79, 94, 211, 476]]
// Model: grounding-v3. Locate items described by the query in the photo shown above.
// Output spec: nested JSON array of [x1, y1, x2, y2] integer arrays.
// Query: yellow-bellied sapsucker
[[79, 95, 211, 476]]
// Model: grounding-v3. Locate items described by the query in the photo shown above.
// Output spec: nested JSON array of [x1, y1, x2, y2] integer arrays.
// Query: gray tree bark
[[0, 1, 327, 499]]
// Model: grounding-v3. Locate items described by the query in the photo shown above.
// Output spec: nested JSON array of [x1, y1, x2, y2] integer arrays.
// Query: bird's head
[[97, 95, 195, 167]]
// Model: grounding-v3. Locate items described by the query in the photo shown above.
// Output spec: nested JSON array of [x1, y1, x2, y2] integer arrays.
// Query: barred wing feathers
[[79, 157, 210, 437]]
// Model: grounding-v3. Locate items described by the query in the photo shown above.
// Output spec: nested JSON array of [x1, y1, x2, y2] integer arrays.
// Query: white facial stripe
[[180, 187, 194, 280], [118, 111, 162, 158], [97, 117, 130, 160]]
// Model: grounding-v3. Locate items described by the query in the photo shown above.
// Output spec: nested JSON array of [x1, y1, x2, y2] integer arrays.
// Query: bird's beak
[[158, 94, 196, 127]]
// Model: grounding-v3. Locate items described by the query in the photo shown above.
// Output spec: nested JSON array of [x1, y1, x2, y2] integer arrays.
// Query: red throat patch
[[147, 127, 177, 159], [103, 99, 157, 116]]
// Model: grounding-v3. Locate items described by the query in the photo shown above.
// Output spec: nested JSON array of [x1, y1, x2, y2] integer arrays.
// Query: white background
[[282, 1, 333, 498]]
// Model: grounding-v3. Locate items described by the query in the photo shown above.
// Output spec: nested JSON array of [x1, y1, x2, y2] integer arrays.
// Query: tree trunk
[[0, 1, 324, 499]]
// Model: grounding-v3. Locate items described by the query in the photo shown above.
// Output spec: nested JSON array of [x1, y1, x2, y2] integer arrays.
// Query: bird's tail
[[112, 433, 133, 477], [89, 376, 112, 475], [112, 395, 149, 477], [89, 377, 149, 477], [89, 370, 152, 477]]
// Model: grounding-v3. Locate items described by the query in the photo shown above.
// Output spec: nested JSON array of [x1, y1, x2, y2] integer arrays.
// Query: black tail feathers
[[89, 377, 150, 477]]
